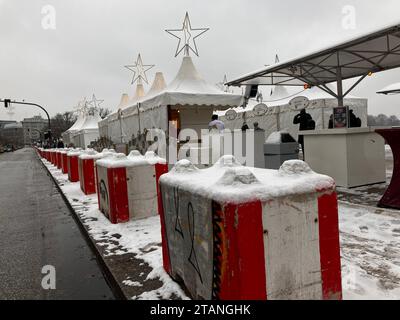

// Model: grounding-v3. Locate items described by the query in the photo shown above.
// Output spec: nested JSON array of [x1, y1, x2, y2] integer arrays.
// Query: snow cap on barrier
[[161, 156, 335, 204], [96, 151, 166, 168], [158, 156, 341, 300]]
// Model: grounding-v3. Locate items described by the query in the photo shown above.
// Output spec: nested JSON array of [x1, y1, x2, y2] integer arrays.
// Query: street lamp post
[[1, 99, 51, 139]]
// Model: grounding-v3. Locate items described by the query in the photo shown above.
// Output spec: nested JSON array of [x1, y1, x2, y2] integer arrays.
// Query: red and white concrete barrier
[[67, 149, 83, 182], [60, 149, 71, 174], [158, 156, 342, 300], [78, 149, 116, 195], [95, 151, 168, 224], [56, 149, 63, 169]]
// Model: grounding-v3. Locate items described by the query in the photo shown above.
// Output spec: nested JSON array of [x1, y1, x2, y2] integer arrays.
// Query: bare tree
[[99, 107, 112, 119]]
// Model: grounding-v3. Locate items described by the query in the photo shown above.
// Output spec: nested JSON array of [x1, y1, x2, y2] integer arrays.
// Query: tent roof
[[65, 112, 85, 133], [226, 22, 400, 88], [377, 82, 400, 94], [79, 111, 102, 131], [217, 85, 364, 116], [138, 56, 243, 109], [146, 72, 167, 97]]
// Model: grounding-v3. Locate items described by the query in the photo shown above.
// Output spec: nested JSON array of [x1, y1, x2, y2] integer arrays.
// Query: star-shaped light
[[217, 74, 229, 92], [124, 54, 155, 85], [88, 94, 104, 109], [73, 97, 87, 115], [165, 12, 209, 57]]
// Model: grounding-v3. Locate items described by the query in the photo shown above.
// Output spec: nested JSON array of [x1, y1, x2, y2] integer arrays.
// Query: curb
[[36, 151, 127, 300]]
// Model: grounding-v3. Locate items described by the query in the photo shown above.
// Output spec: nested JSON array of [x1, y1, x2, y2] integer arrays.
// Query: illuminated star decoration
[[217, 74, 229, 92], [88, 94, 104, 109], [165, 12, 209, 57], [73, 98, 87, 116], [124, 54, 155, 85]]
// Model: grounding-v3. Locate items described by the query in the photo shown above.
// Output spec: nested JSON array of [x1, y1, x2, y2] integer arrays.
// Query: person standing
[[253, 122, 264, 131], [57, 139, 64, 148], [293, 108, 313, 159], [208, 114, 225, 132]]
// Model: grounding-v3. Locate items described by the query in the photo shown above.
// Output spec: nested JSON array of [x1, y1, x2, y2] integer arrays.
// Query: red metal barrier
[[375, 128, 400, 209]]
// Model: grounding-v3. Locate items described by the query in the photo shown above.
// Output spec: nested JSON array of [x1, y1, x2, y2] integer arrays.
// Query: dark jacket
[[57, 141, 65, 148], [293, 112, 313, 131]]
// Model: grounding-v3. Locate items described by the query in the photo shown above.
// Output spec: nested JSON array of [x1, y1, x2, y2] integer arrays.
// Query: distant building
[[0, 120, 17, 129], [1, 122, 24, 147], [21, 115, 48, 144]]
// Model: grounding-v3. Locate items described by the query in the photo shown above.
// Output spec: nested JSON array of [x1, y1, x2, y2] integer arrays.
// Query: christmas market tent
[[62, 110, 86, 145], [102, 56, 243, 144], [98, 93, 129, 140], [116, 72, 168, 143], [217, 85, 368, 140], [72, 109, 102, 148]]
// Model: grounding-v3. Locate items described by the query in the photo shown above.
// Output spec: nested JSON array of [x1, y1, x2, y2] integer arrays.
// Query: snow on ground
[[41, 159, 188, 300], [41, 158, 400, 300], [339, 203, 400, 299]]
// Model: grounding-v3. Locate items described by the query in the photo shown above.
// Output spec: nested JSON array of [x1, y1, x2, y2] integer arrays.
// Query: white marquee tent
[[62, 109, 86, 146], [71, 109, 102, 148], [101, 56, 243, 145]]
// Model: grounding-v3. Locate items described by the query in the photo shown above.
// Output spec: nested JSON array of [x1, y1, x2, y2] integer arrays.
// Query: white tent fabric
[[72, 110, 102, 148], [103, 57, 243, 144], [133, 56, 243, 110], [377, 82, 400, 95], [98, 93, 130, 138], [62, 111, 86, 145], [217, 86, 368, 141]]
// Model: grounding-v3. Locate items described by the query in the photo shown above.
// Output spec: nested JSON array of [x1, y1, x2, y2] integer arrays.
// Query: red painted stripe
[[81, 159, 96, 195], [217, 201, 267, 300], [62, 154, 68, 174], [95, 166, 101, 210], [107, 168, 129, 224], [156, 164, 171, 274], [318, 192, 342, 300], [68, 156, 79, 182]]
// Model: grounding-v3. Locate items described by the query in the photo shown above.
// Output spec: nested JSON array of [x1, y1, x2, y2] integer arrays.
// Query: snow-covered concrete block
[[67, 149, 83, 182], [158, 156, 342, 300], [78, 149, 116, 195], [95, 151, 168, 224]]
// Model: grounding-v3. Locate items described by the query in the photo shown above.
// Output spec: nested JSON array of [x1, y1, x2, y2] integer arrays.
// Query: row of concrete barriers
[[35, 147, 342, 300]]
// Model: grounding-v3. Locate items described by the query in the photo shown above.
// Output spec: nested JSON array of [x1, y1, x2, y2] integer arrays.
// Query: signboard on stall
[[333, 106, 349, 128], [289, 96, 309, 111]]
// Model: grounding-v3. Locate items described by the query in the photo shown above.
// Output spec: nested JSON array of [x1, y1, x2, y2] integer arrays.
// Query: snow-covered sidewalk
[[41, 158, 188, 300], [41, 158, 400, 300], [340, 203, 400, 299]]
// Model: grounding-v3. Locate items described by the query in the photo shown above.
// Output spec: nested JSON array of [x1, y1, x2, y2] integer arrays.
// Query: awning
[[377, 82, 400, 95], [226, 22, 400, 102]]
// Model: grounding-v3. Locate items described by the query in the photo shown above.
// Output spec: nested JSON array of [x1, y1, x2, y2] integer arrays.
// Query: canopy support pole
[[336, 67, 344, 107]]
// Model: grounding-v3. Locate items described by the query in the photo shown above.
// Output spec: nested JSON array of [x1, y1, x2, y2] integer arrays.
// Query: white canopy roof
[[136, 56, 243, 110], [79, 110, 102, 131], [146, 72, 167, 97], [65, 112, 86, 133], [377, 82, 400, 95], [117, 93, 130, 109]]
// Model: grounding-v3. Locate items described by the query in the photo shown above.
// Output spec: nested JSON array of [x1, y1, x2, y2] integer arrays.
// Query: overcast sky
[[1, 0, 400, 121]]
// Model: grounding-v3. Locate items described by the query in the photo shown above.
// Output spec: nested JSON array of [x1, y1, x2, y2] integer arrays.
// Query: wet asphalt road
[[0, 148, 114, 299]]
